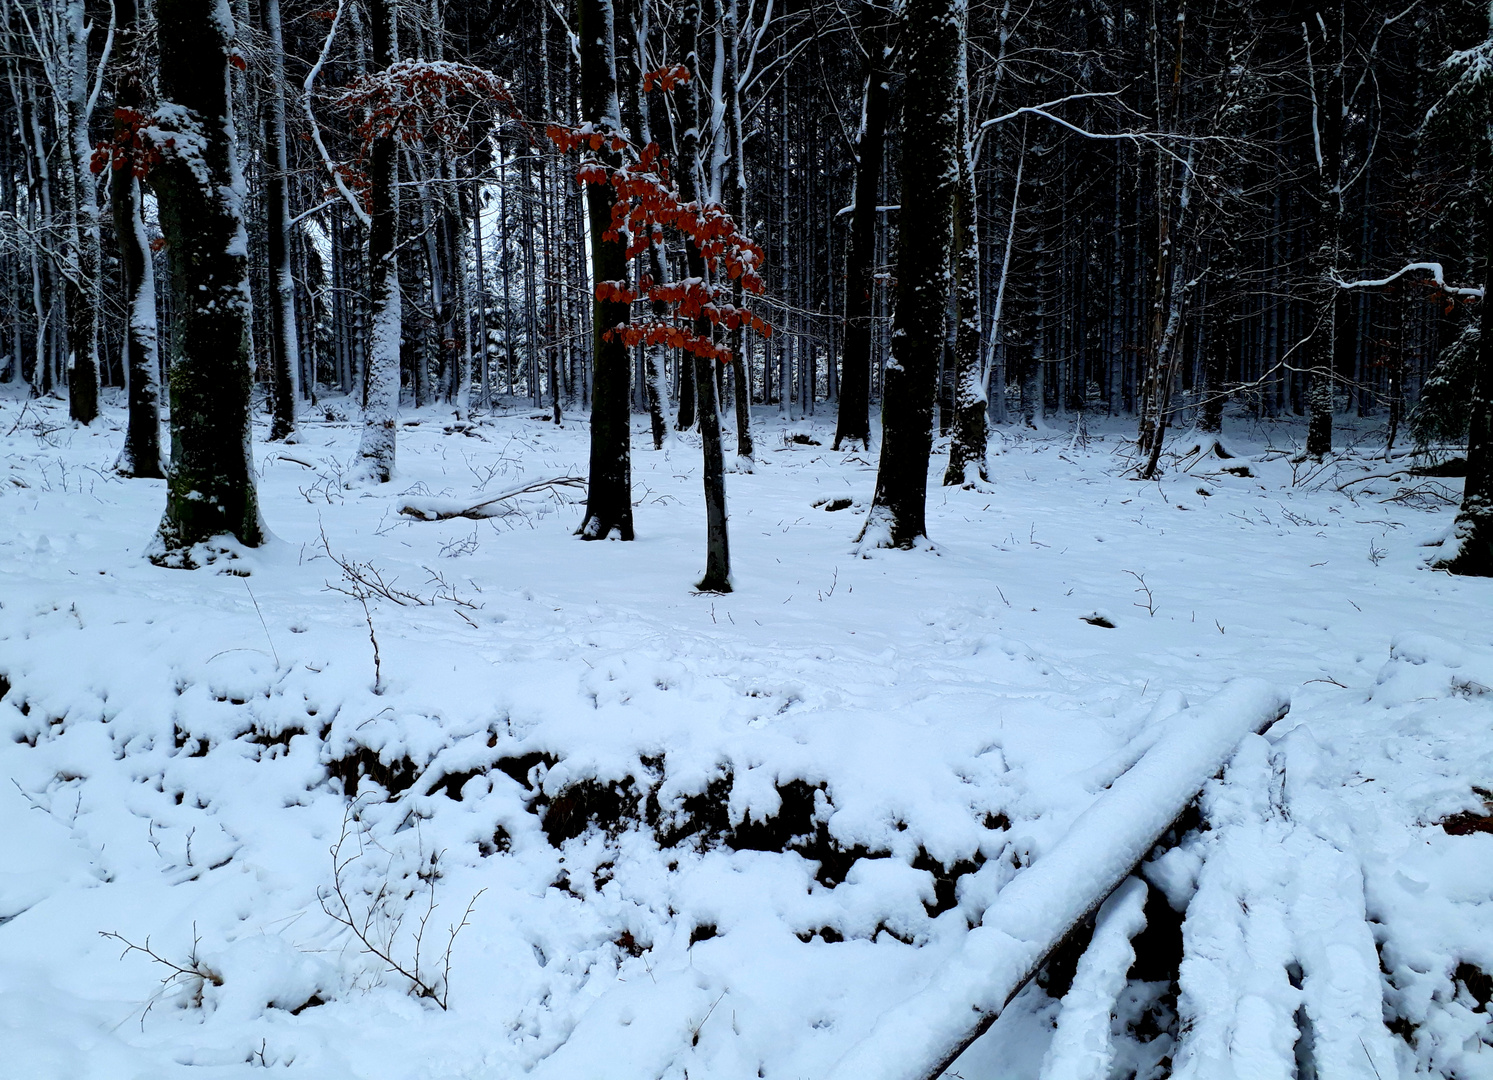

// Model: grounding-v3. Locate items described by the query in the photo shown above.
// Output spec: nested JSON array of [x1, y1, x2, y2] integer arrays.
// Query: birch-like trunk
[[723, 0, 754, 466], [264, 0, 300, 442]]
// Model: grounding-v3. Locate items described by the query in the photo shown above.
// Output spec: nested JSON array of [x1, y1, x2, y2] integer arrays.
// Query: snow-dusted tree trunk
[[577, 0, 635, 540], [1137, 155, 1195, 481], [943, 22, 987, 488], [625, 0, 673, 449], [62, 0, 101, 424], [723, 0, 754, 466], [264, 0, 300, 442], [984, 128, 1025, 428], [833, 1, 894, 452], [678, 0, 730, 589], [451, 180, 472, 423], [472, 178, 491, 410], [1433, 248, 1493, 575], [1303, 5, 1343, 461], [354, 0, 401, 485], [149, 0, 265, 563], [857, 0, 963, 549], [111, 0, 162, 479]]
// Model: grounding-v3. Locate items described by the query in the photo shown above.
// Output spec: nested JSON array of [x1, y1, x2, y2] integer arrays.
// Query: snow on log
[[825, 678, 1290, 1080], [1038, 876, 1150, 1080], [397, 476, 585, 520]]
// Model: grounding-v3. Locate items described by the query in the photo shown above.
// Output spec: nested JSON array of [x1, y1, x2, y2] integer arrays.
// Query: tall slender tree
[[857, 0, 964, 548], [943, 16, 987, 487], [1431, 7, 1493, 577], [110, 0, 162, 479], [264, 0, 300, 442], [62, 0, 102, 424], [576, 0, 636, 540], [833, 1, 895, 452], [354, 0, 402, 484]]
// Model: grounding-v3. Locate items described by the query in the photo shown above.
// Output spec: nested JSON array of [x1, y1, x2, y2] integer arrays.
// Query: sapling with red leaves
[[549, 49, 771, 589]]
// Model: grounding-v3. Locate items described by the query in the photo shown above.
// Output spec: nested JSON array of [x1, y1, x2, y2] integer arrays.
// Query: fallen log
[[397, 476, 586, 521], [825, 678, 1290, 1080]]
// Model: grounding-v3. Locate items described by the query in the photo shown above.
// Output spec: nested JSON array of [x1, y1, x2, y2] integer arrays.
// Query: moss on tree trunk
[[150, 0, 264, 564]]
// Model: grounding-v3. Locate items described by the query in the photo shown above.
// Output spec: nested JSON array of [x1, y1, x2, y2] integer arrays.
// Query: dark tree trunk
[[1200, 324, 1227, 435], [150, 0, 264, 563], [694, 348, 732, 590], [857, 0, 961, 548], [112, 0, 163, 479], [63, 0, 99, 425], [677, 336, 697, 430], [1305, 3, 1343, 461], [834, 2, 893, 452], [1434, 185, 1493, 576], [354, 0, 401, 484], [576, 0, 635, 540]]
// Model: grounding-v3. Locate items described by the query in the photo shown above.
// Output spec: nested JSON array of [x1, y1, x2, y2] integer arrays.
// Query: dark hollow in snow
[[368, 748, 1009, 909]]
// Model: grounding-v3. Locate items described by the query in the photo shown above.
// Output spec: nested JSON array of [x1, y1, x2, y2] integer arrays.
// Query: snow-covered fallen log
[[396, 476, 585, 520], [826, 678, 1290, 1080]]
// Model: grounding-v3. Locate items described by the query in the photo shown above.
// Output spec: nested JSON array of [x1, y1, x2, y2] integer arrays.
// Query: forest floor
[[1, 386, 1491, 1080]]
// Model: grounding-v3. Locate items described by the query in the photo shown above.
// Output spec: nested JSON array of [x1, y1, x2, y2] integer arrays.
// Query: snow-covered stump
[[825, 679, 1290, 1080]]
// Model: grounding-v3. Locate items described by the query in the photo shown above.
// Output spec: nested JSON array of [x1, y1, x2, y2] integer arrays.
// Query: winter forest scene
[[4, 0, 1493, 1075]]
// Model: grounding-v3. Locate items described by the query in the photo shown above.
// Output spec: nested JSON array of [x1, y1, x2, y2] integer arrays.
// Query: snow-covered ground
[[1, 387, 1490, 1079]]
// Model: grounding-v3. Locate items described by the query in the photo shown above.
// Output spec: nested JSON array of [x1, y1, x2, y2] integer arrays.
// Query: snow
[[1039, 876, 1148, 1080], [1, 390, 1491, 1079]]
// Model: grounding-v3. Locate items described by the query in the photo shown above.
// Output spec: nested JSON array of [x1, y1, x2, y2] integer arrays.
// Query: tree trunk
[[1434, 160, 1493, 575], [1304, 4, 1342, 461], [678, 0, 730, 586], [354, 0, 401, 484], [112, 0, 163, 479], [724, 0, 754, 466], [264, 0, 300, 441], [943, 32, 987, 488], [695, 345, 732, 590], [857, 0, 962, 549], [576, 0, 635, 540], [150, 0, 265, 563], [836, 7, 889, 451], [63, 0, 99, 424]]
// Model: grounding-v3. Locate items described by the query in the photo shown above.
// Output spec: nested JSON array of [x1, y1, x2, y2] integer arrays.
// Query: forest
[[1, 0, 1492, 1078]]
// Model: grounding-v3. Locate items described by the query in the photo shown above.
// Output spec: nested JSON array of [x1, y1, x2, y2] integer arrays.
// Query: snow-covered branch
[[303, 0, 371, 229], [84, 0, 115, 120], [1332, 261, 1483, 299]]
